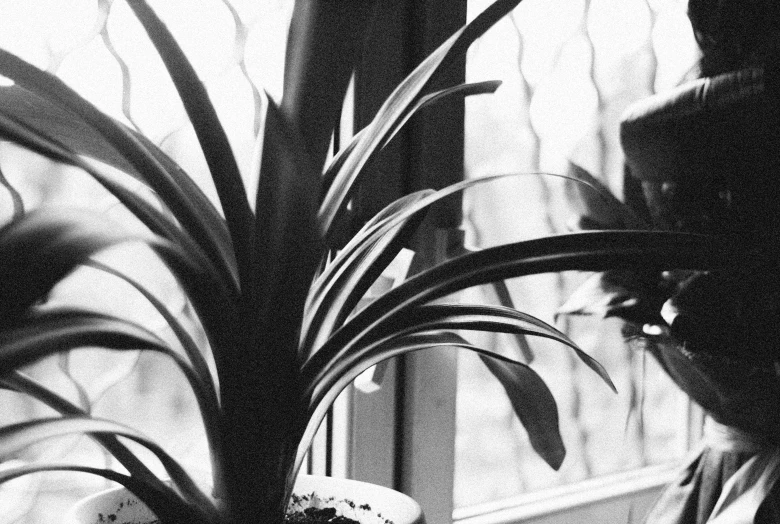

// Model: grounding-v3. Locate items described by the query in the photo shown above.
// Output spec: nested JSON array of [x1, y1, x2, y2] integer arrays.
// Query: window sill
[[453, 463, 680, 524]]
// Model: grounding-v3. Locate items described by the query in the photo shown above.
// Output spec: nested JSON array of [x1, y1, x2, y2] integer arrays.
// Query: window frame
[[343, 2, 703, 524]]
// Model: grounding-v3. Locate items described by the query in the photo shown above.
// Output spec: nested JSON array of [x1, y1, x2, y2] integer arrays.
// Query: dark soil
[[285, 506, 360, 524]]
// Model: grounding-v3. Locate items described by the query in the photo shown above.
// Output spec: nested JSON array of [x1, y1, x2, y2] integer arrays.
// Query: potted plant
[[0, 0, 739, 523]]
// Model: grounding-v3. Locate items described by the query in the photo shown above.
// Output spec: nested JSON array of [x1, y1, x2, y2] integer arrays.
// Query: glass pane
[[457, 0, 700, 510]]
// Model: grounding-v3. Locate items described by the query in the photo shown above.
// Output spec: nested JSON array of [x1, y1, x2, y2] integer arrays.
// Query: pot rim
[[65, 474, 425, 524]]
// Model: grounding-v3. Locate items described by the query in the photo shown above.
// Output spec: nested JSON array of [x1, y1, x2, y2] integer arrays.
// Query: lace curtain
[[455, 0, 700, 509]]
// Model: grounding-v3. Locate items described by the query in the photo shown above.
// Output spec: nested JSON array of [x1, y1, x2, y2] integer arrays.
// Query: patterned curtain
[[455, 0, 701, 509]]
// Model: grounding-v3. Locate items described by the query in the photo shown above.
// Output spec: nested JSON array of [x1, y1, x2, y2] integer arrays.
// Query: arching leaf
[[0, 463, 211, 524], [0, 99, 239, 294], [0, 372, 161, 489], [319, 0, 524, 236], [0, 417, 217, 519], [301, 191, 432, 354], [304, 303, 612, 402], [307, 230, 736, 399], [126, 0, 254, 286], [0, 50, 234, 290], [297, 330, 565, 473], [0, 308, 218, 441]]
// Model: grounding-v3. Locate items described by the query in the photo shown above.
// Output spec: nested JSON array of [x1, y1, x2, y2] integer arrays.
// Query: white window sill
[[453, 463, 680, 524]]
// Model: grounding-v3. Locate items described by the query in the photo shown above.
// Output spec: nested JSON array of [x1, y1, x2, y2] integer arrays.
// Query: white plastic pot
[[65, 475, 425, 524]]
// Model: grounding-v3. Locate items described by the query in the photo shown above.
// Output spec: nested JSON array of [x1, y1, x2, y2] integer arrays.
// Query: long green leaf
[[0, 50, 235, 291], [312, 174, 589, 352], [479, 353, 564, 469], [252, 99, 322, 354], [85, 261, 217, 406], [83, 260, 224, 488], [304, 303, 611, 400], [0, 308, 217, 441], [0, 464, 212, 524], [126, 0, 254, 287], [0, 417, 218, 519], [0, 372, 163, 489], [306, 230, 737, 393], [304, 190, 430, 327], [296, 330, 557, 473], [381, 80, 502, 150], [317, 172, 579, 309], [282, 0, 378, 172], [301, 191, 433, 355], [319, 80, 502, 199], [306, 324, 568, 469], [0, 88, 239, 296], [0, 209, 131, 323], [318, 0, 523, 236], [309, 174, 529, 332], [148, 239, 242, 377], [304, 173, 589, 360]]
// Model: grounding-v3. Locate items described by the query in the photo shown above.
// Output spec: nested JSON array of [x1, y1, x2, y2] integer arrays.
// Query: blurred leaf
[[557, 269, 674, 326], [0, 165, 22, 222], [0, 208, 131, 323], [0, 463, 211, 524], [0, 110, 239, 294], [0, 85, 136, 174], [0, 308, 216, 436], [0, 50, 236, 289], [0, 417, 217, 519], [283, 0, 378, 170], [308, 172, 593, 350], [0, 371, 161, 488], [564, 162, 647, 231]]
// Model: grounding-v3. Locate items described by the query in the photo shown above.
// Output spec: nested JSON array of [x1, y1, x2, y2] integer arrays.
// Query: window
[[0, 1, 705, 524], [349, 1, 706, 524], [458, 0, 702, 515]]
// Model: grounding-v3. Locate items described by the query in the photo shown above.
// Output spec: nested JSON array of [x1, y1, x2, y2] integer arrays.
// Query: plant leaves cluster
[[0, 2, 738, 524]]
